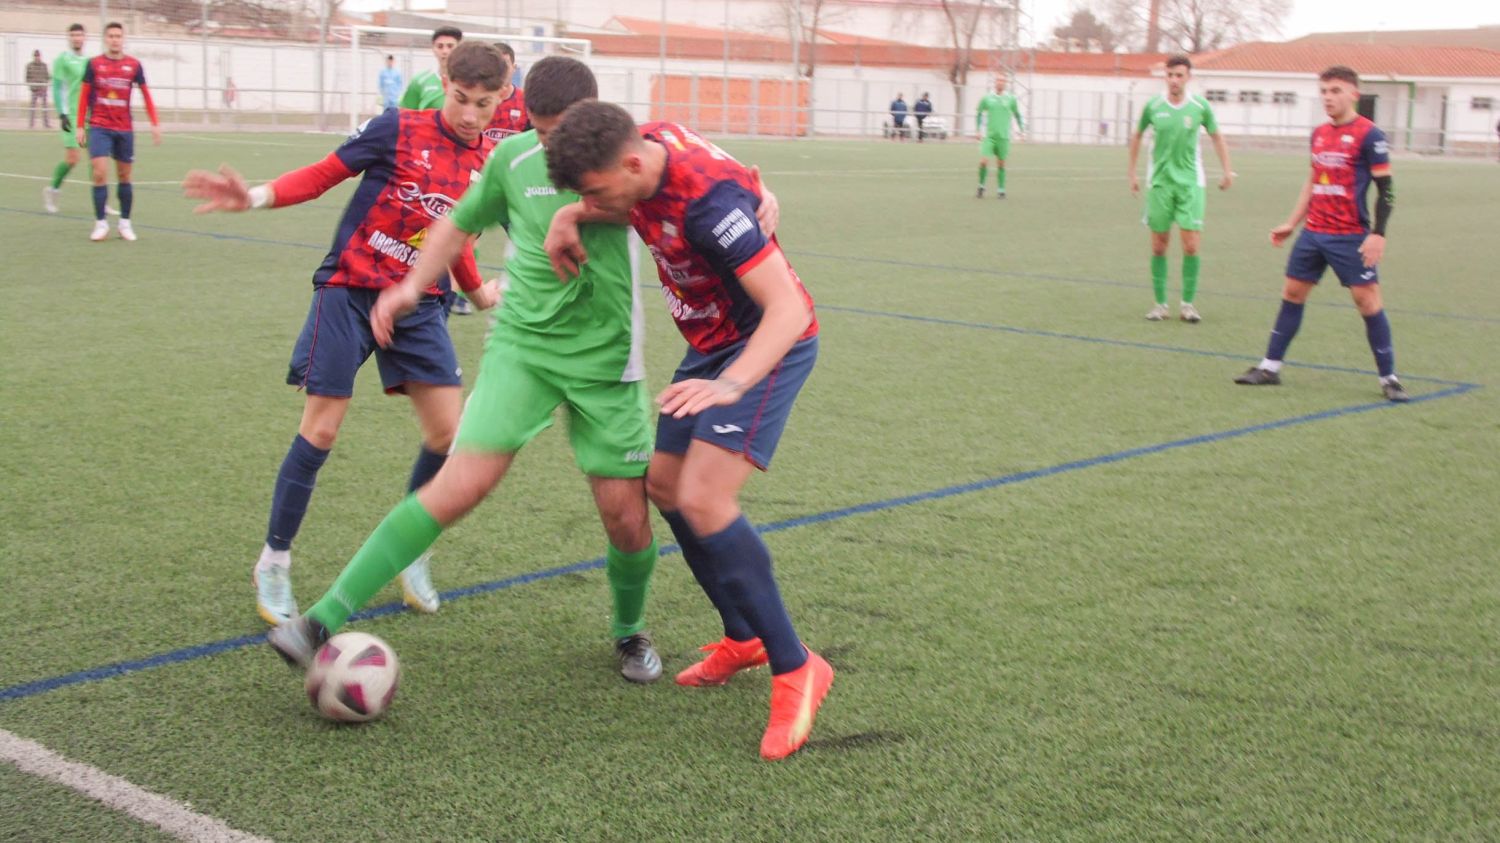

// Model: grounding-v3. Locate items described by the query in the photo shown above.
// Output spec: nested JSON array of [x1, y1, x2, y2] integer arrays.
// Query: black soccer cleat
[[615, 632, 663, 683], [267, 615, 330, 669], [1234, 367, 1281, 386], [1382, 379, 1411, 402]]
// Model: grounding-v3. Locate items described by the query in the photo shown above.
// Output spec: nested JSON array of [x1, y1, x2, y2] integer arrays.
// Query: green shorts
[[61, 127, 79, 150], [980, 135, 1011, 160], [454, 341, 653, 478], [1145, 183, 1205, 232]]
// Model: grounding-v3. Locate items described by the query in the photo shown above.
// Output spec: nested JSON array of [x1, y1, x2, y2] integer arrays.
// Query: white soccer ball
[[304, 632, 400, 723]]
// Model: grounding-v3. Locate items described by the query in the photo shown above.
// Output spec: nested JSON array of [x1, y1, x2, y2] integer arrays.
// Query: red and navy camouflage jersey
[[81, 54, 148, 131], [1306, 116, 1390, 235], [632, 121, 818, 354], [483, 87, 529, 143], [311, 108, 490, 293]]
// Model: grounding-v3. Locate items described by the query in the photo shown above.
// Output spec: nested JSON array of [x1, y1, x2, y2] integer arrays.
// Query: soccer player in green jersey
[[975, 75, 1024, 198], [43, 23, 88, 214], [267, 56, 781, 684], [1128, 54, 1234, 322], [399, 26, 461, 110]]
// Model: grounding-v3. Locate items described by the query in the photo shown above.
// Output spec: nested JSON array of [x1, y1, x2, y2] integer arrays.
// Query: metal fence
[[5, 30, 1499, 158]]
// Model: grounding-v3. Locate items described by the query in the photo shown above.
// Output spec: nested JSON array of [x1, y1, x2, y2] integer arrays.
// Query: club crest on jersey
[[1341, 134, 1355, 145], [1184, 115, 1193, 128], [394, 181, 457, 219], [409, 149, 433, 170]]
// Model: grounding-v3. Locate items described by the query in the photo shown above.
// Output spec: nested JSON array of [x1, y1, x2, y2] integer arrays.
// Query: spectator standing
[[889, 93, 908, 141], [913, 92, 933, 141], [28, 50, 51, 128], [379, 55, 403, 109]]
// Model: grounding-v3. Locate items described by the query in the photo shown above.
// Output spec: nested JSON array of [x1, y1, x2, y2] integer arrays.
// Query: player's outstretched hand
[[1129, 174, 1140, 197], [1358, 234, 1385, 268], [657, 378, 746, 419], [370, 283, 421, 347], [1269, 222, 1296, 247], [750, 165, 779, 237], [1219, 171, 1235, 191], [151, 125, 162, 146], [183, 164, 250, 213], [544, 205, 587, 281], [467, 279, 502, 310]]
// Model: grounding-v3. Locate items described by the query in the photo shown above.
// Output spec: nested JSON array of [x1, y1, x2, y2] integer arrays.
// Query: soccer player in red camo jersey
[[75, 21, 160, 242], [1235, 66, 1408, 402], [182, 41, 507, 626], [483, 41, 529, 144], [545, 102, 832, 761]]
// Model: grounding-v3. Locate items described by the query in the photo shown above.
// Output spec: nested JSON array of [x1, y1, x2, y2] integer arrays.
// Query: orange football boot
[[760, 649, 834, 761], [674, 636, 769, 687]]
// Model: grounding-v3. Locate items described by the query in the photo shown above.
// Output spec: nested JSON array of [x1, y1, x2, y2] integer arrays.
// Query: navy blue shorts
[[1286, 229, 1378, 287], [287, 286, 462, 398], [88, 128, 134, 163], [656, 335, 818, 470]]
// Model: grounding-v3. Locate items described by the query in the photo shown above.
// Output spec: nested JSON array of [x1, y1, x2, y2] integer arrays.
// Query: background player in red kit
[[1235, 65, 1407, 402], [75, 21, 160, 242], [182, 41, 506, 627], [545, 102, 832, 761]]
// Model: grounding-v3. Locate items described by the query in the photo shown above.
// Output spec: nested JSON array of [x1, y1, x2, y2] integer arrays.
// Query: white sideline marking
[[0, 172, 268, 186], [0, 727, 273, 843]]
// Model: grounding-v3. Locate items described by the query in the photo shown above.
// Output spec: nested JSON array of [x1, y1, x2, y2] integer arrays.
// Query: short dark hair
[[105, 21, 124, 32], [386, 54, 394, 61], [523, 56, 598, 118], [68, 23, 85, 33], [546, 100, 640, 192], [1165, 54, 1191, 71], [495, 42, 516, 63], [1320, 65, 1360, 87], [445, 40, 506, 91], [432, 26, 463, 42]]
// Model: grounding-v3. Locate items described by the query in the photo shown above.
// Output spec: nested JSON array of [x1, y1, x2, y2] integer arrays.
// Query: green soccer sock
[[50, 162, 73, 190], [1150, 254, 1168, 305], [978, 164, 987, 187], [1181, 254, 1201, 304], [307, 494, 443, 633], [606, 540, 658, 639], [996, 166, 1007, 192]]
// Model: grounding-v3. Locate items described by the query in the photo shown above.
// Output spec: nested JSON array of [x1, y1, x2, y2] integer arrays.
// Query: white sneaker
[[89, 220, 109, 241], [400, 553, 441, 614], [1179, 303, 1202, 323], [117, 219, 137, 241], [1145, 304, 1170, 321], [254, 563, 298, 626], [42, 186, 59, 213]]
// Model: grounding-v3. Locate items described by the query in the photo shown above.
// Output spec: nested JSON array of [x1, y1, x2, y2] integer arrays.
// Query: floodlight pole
[[201, 0, 210, 123], [659, 0, 668, 119]]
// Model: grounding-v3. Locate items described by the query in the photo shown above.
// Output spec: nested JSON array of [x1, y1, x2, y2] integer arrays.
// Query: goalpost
[[337, 25, 593, 132]]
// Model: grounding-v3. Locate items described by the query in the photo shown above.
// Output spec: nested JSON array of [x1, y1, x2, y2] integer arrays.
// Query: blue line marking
[[0, 381, 1477, 705], [818, 305, 1479, 388], [790, 249, 1500, 325], [4, 206, 1495, 326]]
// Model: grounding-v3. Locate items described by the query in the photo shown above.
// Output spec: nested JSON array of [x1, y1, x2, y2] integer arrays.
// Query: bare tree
[[773, 0, 848, 78], [1155, 0, 1289, 54], [940, 0, 1004, 134], [1052, 9, 1116, 52]]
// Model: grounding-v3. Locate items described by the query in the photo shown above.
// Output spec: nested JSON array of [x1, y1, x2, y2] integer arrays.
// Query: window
[[1204, 89, 1228, 103], [1473, 97, 1495, 110], [1273, 91, 1297, 105], [1238, 90, 1263, 104]]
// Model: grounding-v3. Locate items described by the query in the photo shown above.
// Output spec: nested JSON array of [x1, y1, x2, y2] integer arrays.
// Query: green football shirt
[[53, 49, 87, 118], [976, 92, 1023, 138], [1137, 94, 1218, 188], [449, 131, 644, 383], [400, 70, 445, 110]]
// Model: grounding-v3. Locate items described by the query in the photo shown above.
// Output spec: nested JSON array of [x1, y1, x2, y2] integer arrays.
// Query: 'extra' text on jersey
[[315, 108, 490, 293], [482, 87, 530, 144], [631, 122, 818, 354]]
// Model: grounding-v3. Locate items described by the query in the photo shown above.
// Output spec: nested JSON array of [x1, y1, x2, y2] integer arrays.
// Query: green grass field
[[2, 128, 1496, 841]]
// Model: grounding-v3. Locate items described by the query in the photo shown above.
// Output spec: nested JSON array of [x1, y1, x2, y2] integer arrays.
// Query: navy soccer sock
[[662, 510, 756, 642], [117, 182, 133, 219], [1265, 299, 1305, 362], [698, 515, 808, 675], [1363, 310, 1396, 378], [91, 185, 107, 220], [407, 445, 447, 492], [265, 435, 331, 551]]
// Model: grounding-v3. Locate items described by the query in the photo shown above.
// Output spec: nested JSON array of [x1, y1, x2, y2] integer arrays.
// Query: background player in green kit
[[1128, 54, 1234, 322], [43, 24, 88, 214], [400, 26, 461, 110], [975, 76, 1024, 198]]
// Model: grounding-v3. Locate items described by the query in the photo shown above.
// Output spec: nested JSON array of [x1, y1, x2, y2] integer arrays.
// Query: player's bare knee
[[645, 471, 677, 513]]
